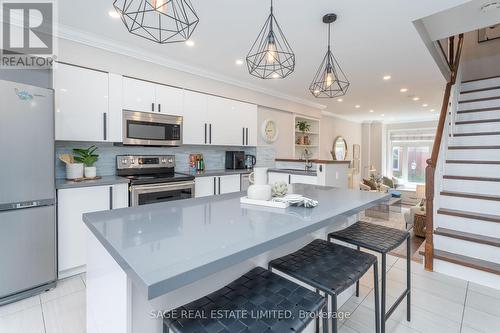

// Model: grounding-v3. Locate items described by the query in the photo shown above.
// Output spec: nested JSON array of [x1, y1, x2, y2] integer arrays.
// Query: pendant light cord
[[328, 22, 331, 51]]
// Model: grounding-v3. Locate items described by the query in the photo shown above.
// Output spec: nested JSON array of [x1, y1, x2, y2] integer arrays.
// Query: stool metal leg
[[381, 253, 386, 333], [373, 262, 381, 333], [330, 294, 338, 333], [322, 304, 329, 333], [316, 289, 320, 333], [356, 245, 360, 297], [407, 236, 411, 322], [163, 323, 170, 333]]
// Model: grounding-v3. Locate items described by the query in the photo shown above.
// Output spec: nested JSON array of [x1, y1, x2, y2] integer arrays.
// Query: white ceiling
[[57, 0, 473, 122]]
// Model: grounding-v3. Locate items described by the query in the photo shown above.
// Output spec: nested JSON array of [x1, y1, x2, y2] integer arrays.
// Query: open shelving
[[293, 115, 320, 160]]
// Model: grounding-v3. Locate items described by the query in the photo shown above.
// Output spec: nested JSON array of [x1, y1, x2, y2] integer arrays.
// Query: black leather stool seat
[[163, 267, 326, 333], [329, 221, 410, 254], [269, 239, 377, 294]]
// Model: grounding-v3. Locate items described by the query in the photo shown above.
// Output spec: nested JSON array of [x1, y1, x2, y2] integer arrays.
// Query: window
[[388, 129, 434, 186]]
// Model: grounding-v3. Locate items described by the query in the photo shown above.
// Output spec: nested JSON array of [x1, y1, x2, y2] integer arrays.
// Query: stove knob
[[121, 158, 128, 165]]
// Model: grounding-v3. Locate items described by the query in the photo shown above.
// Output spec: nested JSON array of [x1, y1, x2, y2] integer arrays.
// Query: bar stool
[[163, 267, 328, 333], [328, 221, 411, 333], [268, 239, 380, 333]]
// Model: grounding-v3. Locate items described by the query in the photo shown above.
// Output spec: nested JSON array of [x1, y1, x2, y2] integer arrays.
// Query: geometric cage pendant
[[112, 0, 199, 44], [309, 14, 350, 98], [246, 0, 295, 79]]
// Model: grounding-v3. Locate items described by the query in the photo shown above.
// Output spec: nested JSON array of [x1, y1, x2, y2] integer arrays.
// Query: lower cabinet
[[195, 174, 241, 198], [57, 183, 128, 278], [268, 172, 318, 185]]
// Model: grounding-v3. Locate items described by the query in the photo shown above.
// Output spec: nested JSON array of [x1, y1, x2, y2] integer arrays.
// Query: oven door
[[131, 181, 195, 207], [122, 110, 182, 146]]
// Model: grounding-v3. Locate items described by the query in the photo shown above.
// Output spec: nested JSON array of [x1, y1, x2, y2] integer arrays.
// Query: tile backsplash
[[55, 142, 260, 179]]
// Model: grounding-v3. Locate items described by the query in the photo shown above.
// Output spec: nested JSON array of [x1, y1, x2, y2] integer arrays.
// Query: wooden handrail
[[425, 34, 464, 271]]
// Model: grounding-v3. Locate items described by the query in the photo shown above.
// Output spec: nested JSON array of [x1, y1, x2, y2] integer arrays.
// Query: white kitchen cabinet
[[57, 184, 128, 278], [219, 174, 241, 194], [122, 77, 156, 113], [182, 90, 208, 145], [290, 174, 318, 185], [268, 172, 291, 185], [195, 176, 216, 198], [54, 63, 110, 142], [156, 84, 184, 116], [268, 172, 318, 185], [238, 102, 258, 146], [206, 96, 240, 146]]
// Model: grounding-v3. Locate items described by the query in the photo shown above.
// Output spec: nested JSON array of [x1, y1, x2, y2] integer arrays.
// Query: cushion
[[363, 178, 378, 191]]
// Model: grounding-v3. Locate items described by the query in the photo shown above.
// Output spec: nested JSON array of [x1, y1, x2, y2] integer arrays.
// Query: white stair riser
[[449, 135, 500, 146], [457, 110, 500, 122], [454, 122, 500, 134], [458, 99, 500, 111], [434, 259, 500, 291], [442, 179, 500, 196], [436, 215, 500, 238], [447, 149, 500, 161], [445, 163, 500, 177], [461, 77, 500, 91], [440, 195, 500, 215], [460, 88, 500, 101], [435, 235, 500, 264]]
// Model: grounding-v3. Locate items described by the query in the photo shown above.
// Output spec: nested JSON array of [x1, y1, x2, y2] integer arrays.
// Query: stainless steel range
[[117, 155, 195, 207]]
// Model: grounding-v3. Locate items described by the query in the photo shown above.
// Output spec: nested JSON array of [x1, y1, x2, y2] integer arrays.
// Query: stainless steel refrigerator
[[0, 79, 56, 305]]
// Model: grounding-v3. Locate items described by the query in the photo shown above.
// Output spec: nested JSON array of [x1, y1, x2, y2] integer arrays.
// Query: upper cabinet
[[122, 77, 183, 115], [55, 63, 109, 142], [182, 90, 208, 145]]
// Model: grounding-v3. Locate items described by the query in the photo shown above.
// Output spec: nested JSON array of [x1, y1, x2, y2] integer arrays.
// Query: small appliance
[[122, 110, 182, 146], [245, 154, 256, 169], [225, 151, 246, 170], [117, 155, 195, 206]]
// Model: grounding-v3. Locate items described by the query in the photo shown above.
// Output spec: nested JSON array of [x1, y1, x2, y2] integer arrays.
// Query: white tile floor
[[1, 257, 500, 333]]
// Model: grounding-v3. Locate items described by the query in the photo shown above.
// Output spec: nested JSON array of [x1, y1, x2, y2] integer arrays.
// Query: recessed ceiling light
[[400, 88, 408, 93], [355, 105, 361, 109], [235, 59, 244, 65], [185, 40, 195, 47], [369, 110, 374, 113], [337, 98, 343, 102], [422, 103, 428, 107], [108, 10, 120, 19], [383, 75, 392, 80], [412, 97, 420, 101]]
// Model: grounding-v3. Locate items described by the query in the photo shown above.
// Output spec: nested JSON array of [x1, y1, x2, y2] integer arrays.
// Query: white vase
[[66, 163, 84, 180], [248, 167, 272, 201], [249, 167, 268, 185], [84, 166, 97, 178]]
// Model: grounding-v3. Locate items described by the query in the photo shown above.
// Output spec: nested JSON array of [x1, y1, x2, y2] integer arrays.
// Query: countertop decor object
[[73, 145, 99, 178], [112, 0, 199, 44], [309, 13, 350, 98], [247, 167, 272, 201], [271, 181, 288, 197], [240, 196, 290, 209], [246, 0, 295, 79]]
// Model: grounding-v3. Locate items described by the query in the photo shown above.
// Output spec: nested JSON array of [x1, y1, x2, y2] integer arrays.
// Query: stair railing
[[425, 34, 464, 271]]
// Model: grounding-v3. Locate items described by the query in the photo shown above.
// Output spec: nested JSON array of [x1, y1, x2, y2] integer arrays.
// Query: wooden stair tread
[[433, 249, 500, 275], [462, 75, 500, 83], [438, 208, 500, 223], [457, 107, 500, 114], [448, 146, 500, 150], [455, 118, 500, 125], [443, 175, 500, 182], [453, 131, 500, 137], [459, 96, 500, 104], [435, 227, 500, 247], [440, 191, 500, 201], [446, 160, 500, 165], [461, 85, 500, 94]]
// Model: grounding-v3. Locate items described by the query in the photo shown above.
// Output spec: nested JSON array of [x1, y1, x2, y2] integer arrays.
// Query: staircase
[[431, 75, 500, 289]]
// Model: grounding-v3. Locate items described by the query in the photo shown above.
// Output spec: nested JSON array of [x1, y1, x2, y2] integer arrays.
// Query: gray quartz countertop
[[185, 169, 252, 177], [268, 168, 318, 176], [56, 176, 130, 190], [83, 184, 389, 300]]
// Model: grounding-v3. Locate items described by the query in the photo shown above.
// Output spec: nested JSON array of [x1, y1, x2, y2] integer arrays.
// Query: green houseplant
[[73, 145, 99, 178], [295, 121, 311, 145]]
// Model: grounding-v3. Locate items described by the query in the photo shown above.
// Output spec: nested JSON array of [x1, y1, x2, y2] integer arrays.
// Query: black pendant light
[[112, 0, 199, 44], [309, 14, 349, 98], [246, 0, 295, 79]]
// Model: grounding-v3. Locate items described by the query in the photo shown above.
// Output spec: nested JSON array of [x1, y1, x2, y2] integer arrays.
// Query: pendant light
[[246, 0, 295, 79], [112, 0, 199, 44], [309, 14, 349, 98]]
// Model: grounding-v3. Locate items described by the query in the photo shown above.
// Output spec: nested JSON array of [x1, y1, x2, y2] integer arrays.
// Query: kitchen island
[[83, 184, 389, 333]]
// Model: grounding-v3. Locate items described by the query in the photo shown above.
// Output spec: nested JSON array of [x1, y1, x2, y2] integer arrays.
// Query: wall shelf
[[293, 115, 320, 160]]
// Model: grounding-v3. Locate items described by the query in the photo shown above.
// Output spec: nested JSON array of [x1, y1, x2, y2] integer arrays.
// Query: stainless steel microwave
[[122, 110, 183, 146]]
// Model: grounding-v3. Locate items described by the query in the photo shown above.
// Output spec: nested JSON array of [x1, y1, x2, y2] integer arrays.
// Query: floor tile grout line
[[40, 301, 47, 333], [460, 282, 469, 333]]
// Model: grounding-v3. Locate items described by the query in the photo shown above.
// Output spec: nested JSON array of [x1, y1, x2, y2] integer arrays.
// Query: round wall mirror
[[331, 136, 348, 160]]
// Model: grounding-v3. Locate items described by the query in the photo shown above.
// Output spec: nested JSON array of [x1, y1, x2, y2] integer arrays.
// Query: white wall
[[257, 106, 294, 159], [462, 30, 500, 81]]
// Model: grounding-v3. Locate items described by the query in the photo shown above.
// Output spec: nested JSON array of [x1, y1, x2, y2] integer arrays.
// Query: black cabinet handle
[[103, 113, 107, 141], [204, 123, 207, 144], [242, 128, 245, 146], [246, 128, 249, 146], [109, 186, 113, 210], [151, 103, 155, 112], [213, 177, 216, 195], [209, 124, 212, 144], [218, 177, 221, 195], [288, 175, 291, 184]]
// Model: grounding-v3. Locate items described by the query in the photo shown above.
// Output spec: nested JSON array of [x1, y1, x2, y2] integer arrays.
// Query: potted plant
[[73, 145, 99, 178], [295, 121, 311, 145]]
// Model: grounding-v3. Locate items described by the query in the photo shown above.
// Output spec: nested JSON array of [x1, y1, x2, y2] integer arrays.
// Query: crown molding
[[55, 24, 326, 111], [321, 110, 362, 123]]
